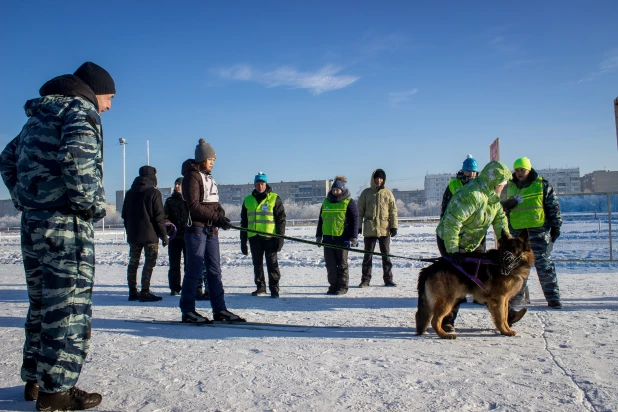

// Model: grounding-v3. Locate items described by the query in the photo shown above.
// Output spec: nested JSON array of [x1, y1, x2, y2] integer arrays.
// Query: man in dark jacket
[[502, 157, 563, 309], [164, 177, 189, 295], [122, 166, 168, 302], [241, 172, 286, 298], [0, 61, 113, 410]]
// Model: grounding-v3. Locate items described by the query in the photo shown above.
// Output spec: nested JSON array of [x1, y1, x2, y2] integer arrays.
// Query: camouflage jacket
[[0, 75, 105, 220], [436, 161, 512, 254]]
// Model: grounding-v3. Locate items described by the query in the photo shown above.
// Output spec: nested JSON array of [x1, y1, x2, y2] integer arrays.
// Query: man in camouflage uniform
[[122, 166, 168, 302], [502, 157, 563, 309], [0, 62, 114, 410]]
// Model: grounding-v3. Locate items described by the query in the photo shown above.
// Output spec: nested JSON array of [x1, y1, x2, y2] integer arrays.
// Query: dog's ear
[[518, 228, 530, 249]]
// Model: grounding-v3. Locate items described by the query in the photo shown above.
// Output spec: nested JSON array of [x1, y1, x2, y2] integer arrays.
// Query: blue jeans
[[179, 228, 227, 314]]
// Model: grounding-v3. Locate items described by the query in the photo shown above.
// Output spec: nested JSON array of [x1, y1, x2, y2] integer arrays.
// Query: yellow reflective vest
[[448, 178, 463, 195], [244, 192, 278, 238], [321, 198, 351, 236], [506, 177, 545, 229]]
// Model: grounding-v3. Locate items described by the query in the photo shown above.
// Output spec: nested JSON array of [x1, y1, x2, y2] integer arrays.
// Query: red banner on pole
[[490, 138, 500, 161]]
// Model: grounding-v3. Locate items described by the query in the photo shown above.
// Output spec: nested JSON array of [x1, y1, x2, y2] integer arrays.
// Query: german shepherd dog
[[416, 230, 534, 339]]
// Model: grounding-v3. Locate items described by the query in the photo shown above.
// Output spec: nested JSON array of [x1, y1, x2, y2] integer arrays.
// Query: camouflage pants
[[127, 243, 159, 292], [20, 210, 95, 393], [512, 229, 561, 303]]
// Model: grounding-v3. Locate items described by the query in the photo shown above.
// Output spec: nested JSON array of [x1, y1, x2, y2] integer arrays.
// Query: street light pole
[[119, 137, 127, 200]]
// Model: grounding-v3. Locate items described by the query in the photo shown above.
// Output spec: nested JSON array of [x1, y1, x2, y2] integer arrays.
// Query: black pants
[[324, 239, 349, 292], [249, 236, 281, 293], [167, 236, 186, 293], [436, 235, 486, 325], [361, 236, 393, 284]]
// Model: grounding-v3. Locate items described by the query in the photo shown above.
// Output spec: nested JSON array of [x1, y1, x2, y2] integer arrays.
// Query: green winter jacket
[[357, 169, 398, 237], [436, 161, 511, 254]]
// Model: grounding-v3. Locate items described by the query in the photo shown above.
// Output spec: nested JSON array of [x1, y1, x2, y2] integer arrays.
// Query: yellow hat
[[513, 157, 532, 170]]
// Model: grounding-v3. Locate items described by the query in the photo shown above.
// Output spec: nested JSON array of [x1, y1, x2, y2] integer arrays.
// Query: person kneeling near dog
[[435, 160, 527, 331]]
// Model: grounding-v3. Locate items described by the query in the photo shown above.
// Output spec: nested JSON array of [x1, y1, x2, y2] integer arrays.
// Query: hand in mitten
[[390, 228, 397, 237], [241, 242, 248, 256], [219, 217, 232, 230], [316, 237, 322, 247], [277, 238, 284, 252], [550, 227, 560, 243]]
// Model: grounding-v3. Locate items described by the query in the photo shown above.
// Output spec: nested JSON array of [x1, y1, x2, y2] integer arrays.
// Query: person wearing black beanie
[[0, 62, 117, 410]]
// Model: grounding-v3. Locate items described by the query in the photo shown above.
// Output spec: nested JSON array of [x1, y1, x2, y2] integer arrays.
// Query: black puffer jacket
[[180, 159, 226, 228], [164, 191, 189, 235], [122, 176, 167, 245]]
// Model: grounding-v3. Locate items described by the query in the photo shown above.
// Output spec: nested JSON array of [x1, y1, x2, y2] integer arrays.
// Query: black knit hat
[[374, 169, 386, 180], [175, 177, 183, 185], [74, 62, 116, 95]]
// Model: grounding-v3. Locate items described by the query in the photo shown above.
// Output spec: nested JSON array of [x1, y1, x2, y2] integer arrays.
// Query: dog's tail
[[415, 266, 432, 335]]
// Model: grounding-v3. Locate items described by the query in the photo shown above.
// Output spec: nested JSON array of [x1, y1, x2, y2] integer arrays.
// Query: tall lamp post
[[119, 138, 128, 206]]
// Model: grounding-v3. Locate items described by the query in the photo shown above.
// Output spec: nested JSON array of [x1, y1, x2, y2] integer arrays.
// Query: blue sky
[[1, 1, 617, 201]]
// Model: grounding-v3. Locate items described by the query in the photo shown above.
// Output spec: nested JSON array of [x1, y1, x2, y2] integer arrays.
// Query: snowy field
[[0, 222, 617, 411]]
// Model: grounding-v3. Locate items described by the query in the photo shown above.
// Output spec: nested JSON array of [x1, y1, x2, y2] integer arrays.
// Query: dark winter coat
[[240, 185, 286, 244], [180, 159, 226, 228], [503, 168, 562, 233], [164, 191, 190, 235], [122, 176, 167, 245], [316, 188, 359, 243]]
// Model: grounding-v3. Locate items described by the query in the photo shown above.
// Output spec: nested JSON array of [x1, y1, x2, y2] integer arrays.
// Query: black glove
[[501, 197, 518, 211], [162, 237, 169, 248], [79, 206, 95, 221], [277, 238, 284, 252], [358, 227, 362, 235], [449, 252, 464, 266], [241, 242, 248, 256], [550, 227, 560, 243], [316, 236, 322, 247], [390, 228, 397, 237], [219, 217, 232, 230]]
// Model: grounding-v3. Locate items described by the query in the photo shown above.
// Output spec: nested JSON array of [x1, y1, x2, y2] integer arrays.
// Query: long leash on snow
[[227, 224, 428, 262]]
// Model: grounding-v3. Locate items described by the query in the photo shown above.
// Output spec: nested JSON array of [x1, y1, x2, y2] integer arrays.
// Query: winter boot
[[251, 286, 267, 296], [35, 387, 102, 411], [548, 300, 563, 309], [139, 290, 162, 302], [24, 381, 38, 401], [214, 310, 246, 322], [335, 289, 348, 295], [128, 289, 140, 301], [507, 307, 528, 327], [326, 287, 337, 295], [270, 287, 279, 298], [358, 281, 370, 288], [182, 310, 213, 324], [384, 280, 397, 287]]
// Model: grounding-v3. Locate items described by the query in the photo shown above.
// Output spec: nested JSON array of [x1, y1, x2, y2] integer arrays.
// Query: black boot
[[24, 381, 38, 401], [36, 387, 102, 411], [128, 289, 140, 301], [139, 290, 162, 302], [251, 286, 267, 296], [507, 307, 528, 326]]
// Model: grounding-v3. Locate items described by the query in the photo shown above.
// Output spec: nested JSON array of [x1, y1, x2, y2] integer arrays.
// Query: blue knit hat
[[462, 155, 478, 172], [331, 176, 347, 191], [254, 172, 268, 183]]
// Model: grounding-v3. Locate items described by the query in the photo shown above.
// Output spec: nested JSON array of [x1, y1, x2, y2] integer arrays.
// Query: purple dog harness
[[443, 257, 496, 292]]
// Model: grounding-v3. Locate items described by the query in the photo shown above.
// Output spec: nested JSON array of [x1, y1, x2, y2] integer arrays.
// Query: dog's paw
[[501, 329, 517, 336], [442, 324, 455, 333], [438, 333, 457, 340]]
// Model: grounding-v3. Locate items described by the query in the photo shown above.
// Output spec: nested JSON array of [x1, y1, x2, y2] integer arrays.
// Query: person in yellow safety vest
[[240, 172, 286, 298], [502, 157, 563, 309], [439, 155, 478, 218], [316, 176, 359, 295]]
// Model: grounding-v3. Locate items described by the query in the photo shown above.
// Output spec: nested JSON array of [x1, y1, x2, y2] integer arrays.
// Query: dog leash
[[228, 224, 429, 262], [420, 256, 497, 292]]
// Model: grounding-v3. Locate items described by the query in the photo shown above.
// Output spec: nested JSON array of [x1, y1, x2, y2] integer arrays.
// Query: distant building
[[424, 173, 453, 204], [219, 179, 333, 205], [392, 189, 426, 205], [581, 170, 618, 193], [116, 187, 173, 213], [0, 199, 18, 217], [536, 168, 580, 194]]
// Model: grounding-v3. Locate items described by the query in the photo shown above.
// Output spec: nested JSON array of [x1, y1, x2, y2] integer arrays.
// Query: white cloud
[[213, 64, 359, 95], [578, 49, 618, 83], [388, 88, 418, 107]]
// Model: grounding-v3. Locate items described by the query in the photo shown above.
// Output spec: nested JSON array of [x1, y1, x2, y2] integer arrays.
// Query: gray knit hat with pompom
[[195, 138, 216, 162]]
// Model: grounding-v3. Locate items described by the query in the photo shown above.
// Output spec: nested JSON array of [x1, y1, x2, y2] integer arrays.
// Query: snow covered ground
[[0, 222, 616, 411]]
